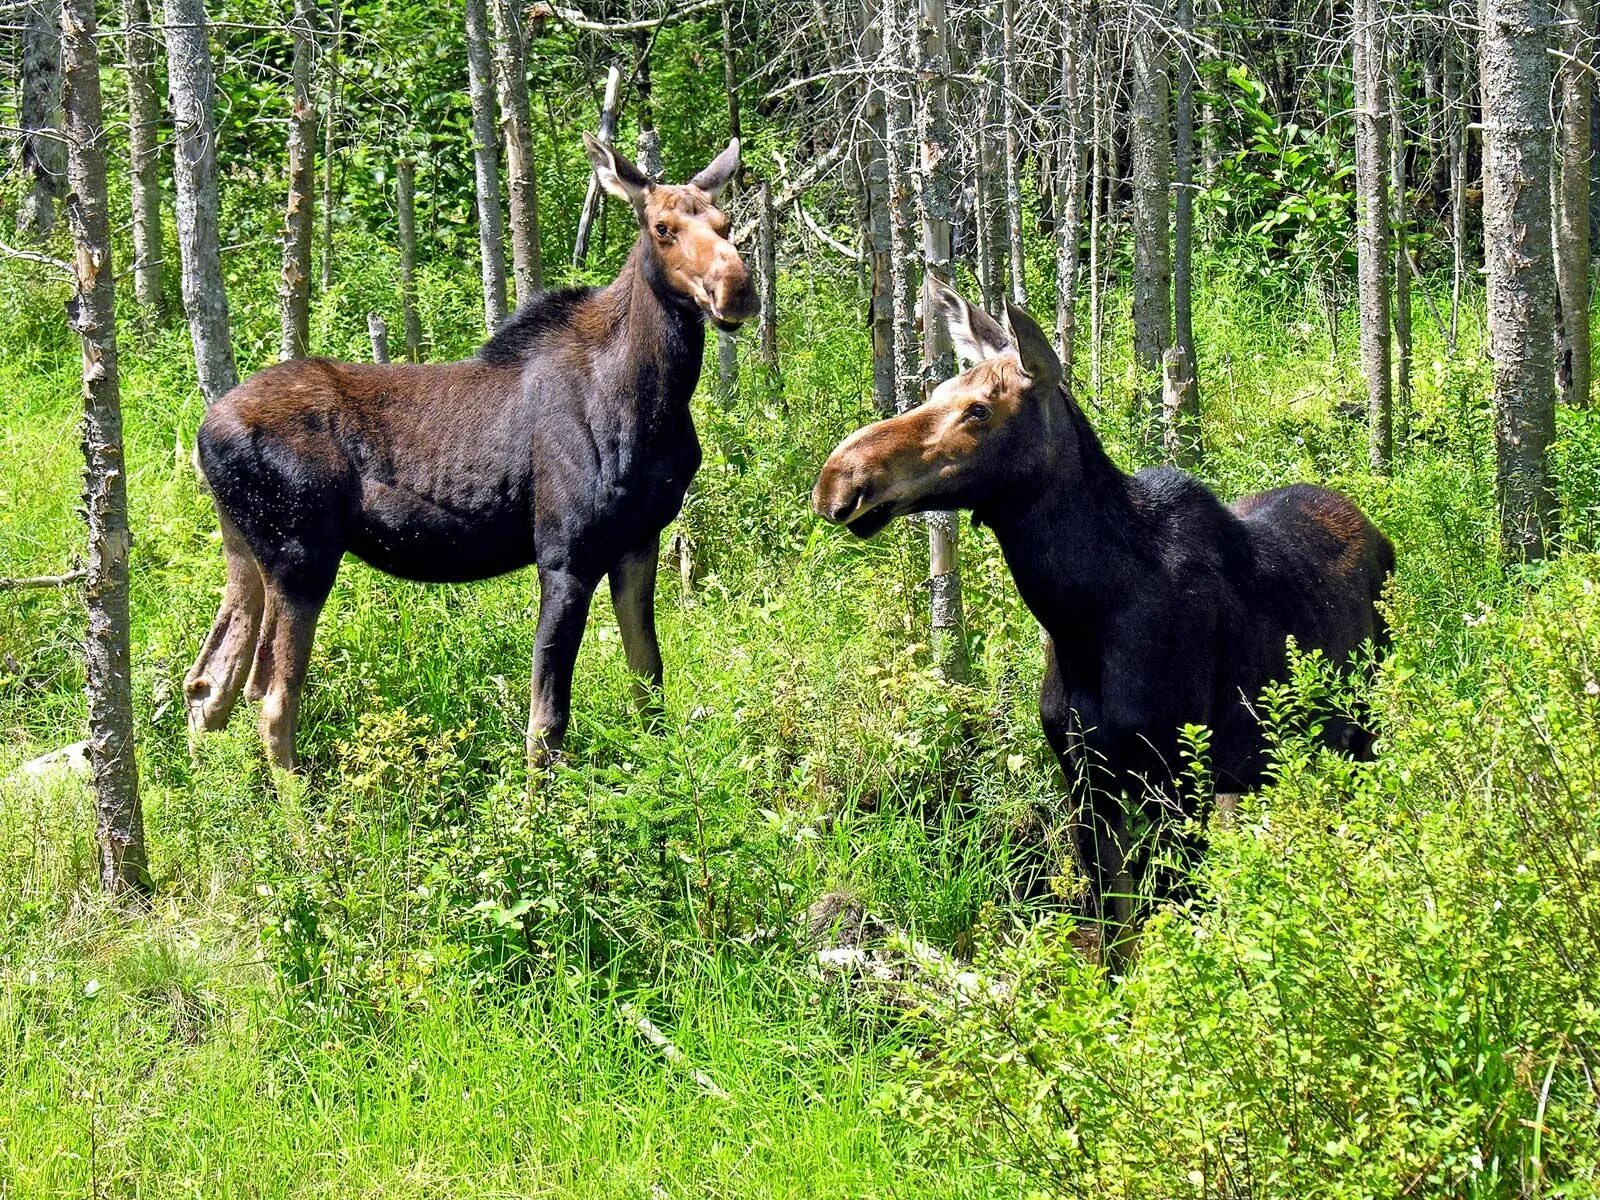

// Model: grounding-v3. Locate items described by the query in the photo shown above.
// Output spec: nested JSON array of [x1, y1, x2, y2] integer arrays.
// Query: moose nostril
[[827, 488, 860, 524]]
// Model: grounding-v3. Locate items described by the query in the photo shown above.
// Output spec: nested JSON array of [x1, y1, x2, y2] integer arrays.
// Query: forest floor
[[4, 265, 1600, 1196]]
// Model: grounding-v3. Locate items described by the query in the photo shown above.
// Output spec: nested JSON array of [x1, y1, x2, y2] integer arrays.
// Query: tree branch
[[0, 568, 88, 592]]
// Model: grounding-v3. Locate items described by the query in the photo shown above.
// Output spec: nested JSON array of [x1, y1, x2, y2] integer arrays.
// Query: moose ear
[[1002, 301, 1062, 393], [925, 274, 1009, 365], [690, 138, 740, 198], [583, 132, 652, 208]]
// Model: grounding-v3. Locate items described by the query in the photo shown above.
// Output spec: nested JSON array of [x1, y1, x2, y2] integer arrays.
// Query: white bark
[[1482, 0, 1559, 556], [490, 0, 544, 303], [1353, 0, 1392, 471], [1131, 6, 1173, 454], [164, 0, 238, 407], [465, 0, 508, 329], [1556, 0, 1593, 406]]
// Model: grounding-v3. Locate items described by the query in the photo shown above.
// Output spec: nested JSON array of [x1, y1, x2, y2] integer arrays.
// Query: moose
[[813, 281, 1393, 950], [185, 135, 756, 771]]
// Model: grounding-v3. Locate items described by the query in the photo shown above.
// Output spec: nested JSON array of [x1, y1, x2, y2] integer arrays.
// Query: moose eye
[[654, 221, 671, 239], [966, 402, 992, 423]]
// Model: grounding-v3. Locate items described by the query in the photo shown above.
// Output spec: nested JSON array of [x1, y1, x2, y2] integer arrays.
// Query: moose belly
[[346, 479, 534, 583]]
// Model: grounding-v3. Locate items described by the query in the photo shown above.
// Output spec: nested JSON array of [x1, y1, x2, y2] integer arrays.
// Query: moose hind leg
[[184, 513, 265, 735], [252, 565, 336, 772], [609, 541, 665, 725]]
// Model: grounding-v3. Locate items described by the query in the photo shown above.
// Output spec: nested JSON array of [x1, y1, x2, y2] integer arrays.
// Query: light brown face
[[583, 133, 758, 330], [813, 284, 1066, 536], [640, 185, 756, 330]]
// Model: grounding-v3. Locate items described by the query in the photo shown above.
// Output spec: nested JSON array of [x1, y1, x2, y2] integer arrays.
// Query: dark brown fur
[[185, 137, 755, 770]]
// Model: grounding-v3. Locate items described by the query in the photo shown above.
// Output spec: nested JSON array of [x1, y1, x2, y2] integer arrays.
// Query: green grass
[[4, 237, 1600, 1195]]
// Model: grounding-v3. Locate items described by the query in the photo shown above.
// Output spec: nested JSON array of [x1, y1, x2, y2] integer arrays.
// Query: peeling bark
[[280, 0, 317, 360], [62, 0, 148, 895], [1556, 0, 1593, 406]]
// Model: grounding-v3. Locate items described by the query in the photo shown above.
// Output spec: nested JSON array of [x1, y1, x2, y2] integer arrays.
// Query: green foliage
[[886, 559, 1600, 1198]]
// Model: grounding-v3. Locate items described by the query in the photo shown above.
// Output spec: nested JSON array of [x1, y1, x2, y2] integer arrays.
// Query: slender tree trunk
[[1089, 44, 1107, 407], [633, 33, 663, 180], [915, 0, 970, 682], [718, 0, 743, 392], [885, 0, 919, 419], [123, 0, 163, 310], [977, 3, 1006, 312], [574, 64, 623, 267], [1482, 0, 1559, 556], [1389, 62, 1412, 447], [367, 312, 390, 362], [164, 0, 238, 408], [1054, 0, 1089, 375], [18, 0, 65, 241], [1162, 345, 1201, 465], [319, 0, 341, 290], [861, 1, 897, 414], [490, 0, 544, 305], [1001, 0, 1026, 304], [1130, 5, 1173, 454], [1557, 0, 1593, 406], [1172, 0, 1201, 439], [464, 0, 508, 330], [1353, 0, 1392, 471], [62, 0, 147, 896], [397, 158, 423, 360], [758, 179, 779, 373], [279, 0, 317, 361], [1447, 37, 1467, 350]]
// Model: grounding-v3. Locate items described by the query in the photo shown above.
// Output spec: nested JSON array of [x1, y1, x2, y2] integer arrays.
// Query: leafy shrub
[[885, 558, 1600, 1198]]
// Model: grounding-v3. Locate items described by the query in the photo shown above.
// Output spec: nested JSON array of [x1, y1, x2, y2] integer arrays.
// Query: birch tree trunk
[[573, 64, 623, 267], [1001, 0, 1026, 304], [1130, 7, 1173, 455], [1089, 42, 1107, 407], [279, 0, 317, 361], [860, 0, 897, 414], [62, 0, 148, 895], [633, 35, 664, 180], [319, 0, 341, 290], [397, 157, 423, 361], [1054, 0, 1089, 375], [1447, 37, 1467, 350], [1556, 0, 1593, 407], [490, 0, 544, 304], [124, 0, 163, 310], [465, 0, 508, 330], [758, 179, 779, 373], [977, 4, 1006, 312], [884, 0, 920, 419], [1389, 63, 1412, 447], [1353, 0, 1392, 471], [916, 0, 970, 682], [1482, 0, 1559, 557], [1172, 0, 1200, 433], [164, 0, 238, 408], [18, 0, 65, 241]]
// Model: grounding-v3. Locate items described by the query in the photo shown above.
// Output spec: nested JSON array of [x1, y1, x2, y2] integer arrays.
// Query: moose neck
[[601, 234, 706, 405], [980, 396, 1148, 643]]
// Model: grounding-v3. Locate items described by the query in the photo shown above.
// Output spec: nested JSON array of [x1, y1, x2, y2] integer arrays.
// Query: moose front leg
[[527, 564, 598, 770], [608, 540, 665, 728]]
